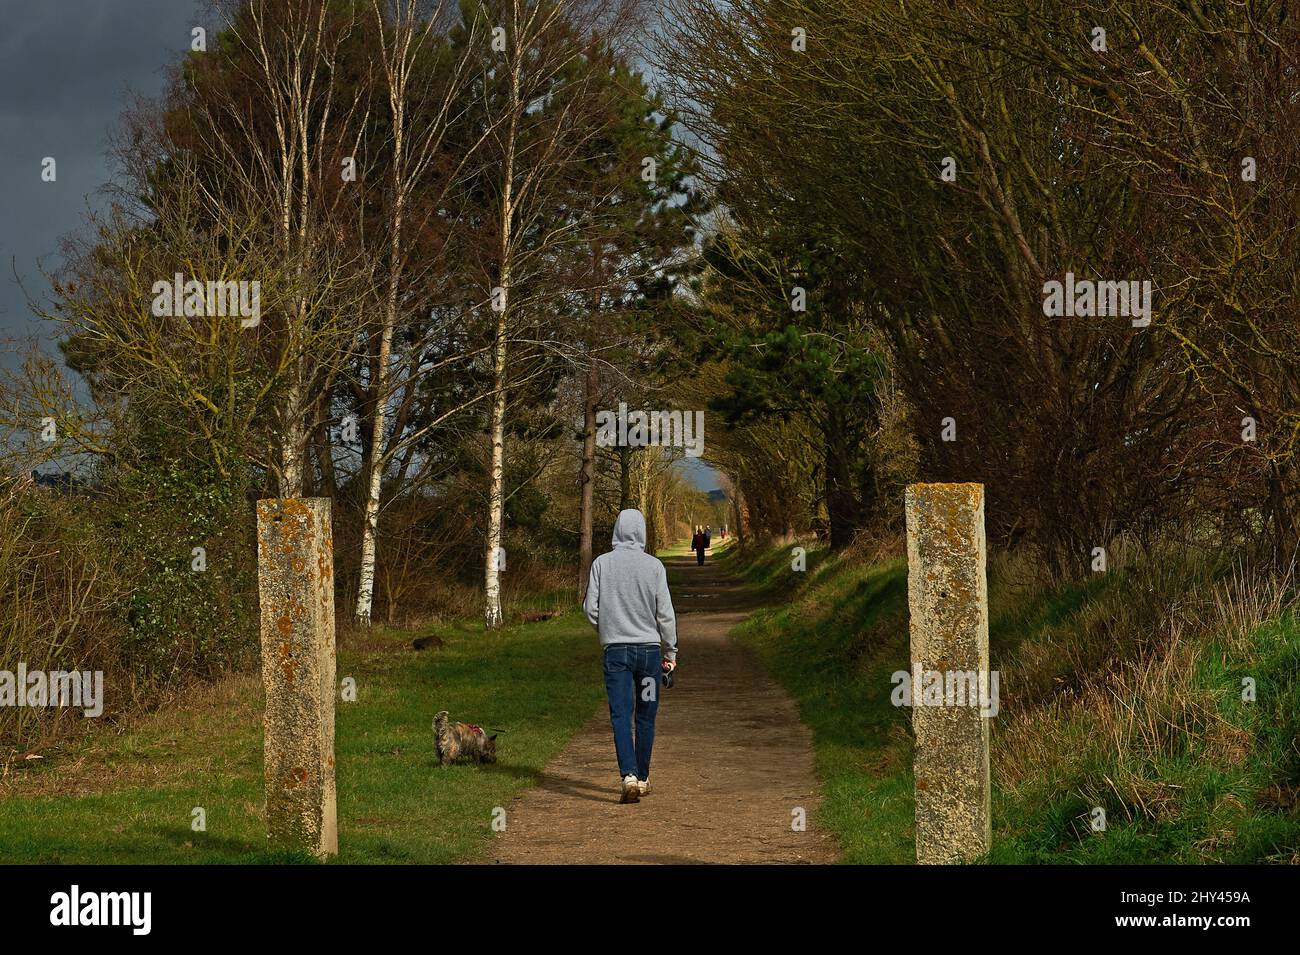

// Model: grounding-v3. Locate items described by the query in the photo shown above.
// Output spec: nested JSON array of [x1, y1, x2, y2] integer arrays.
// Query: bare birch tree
[[354, 0, 488, 626], [183, 0, 372, 496], [470, 0, 641, 628]]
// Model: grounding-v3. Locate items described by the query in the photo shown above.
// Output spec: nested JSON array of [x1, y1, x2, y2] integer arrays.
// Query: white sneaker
[[637, 779, 650, 796], [620, 774, 641, 803]]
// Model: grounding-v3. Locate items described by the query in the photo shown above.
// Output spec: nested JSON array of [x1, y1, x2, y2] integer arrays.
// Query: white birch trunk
[[483, 17, 523, 631]]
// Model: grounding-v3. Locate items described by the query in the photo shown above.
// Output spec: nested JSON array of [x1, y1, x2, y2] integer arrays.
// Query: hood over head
[[611, 508, 647, 550]]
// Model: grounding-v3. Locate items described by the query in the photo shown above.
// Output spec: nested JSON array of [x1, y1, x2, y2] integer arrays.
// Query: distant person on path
[[692, 527, 706, 566], [583, 509, 678, 803], [704, 526, 712, 548]]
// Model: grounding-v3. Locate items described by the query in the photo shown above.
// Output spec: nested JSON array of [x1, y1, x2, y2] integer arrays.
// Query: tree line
[[660, 0, 1300, 574]]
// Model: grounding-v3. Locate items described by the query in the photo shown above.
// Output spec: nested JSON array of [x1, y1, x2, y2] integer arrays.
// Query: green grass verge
[[0, 611, 604, 864], [731, 542, 1300, 864], [730, 551, 914, 863], [725, 537, 830, 600]]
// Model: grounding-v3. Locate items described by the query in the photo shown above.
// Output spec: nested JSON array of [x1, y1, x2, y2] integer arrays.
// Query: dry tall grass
[[0, 476, 131, 756], [994, 547, 1295, 848]]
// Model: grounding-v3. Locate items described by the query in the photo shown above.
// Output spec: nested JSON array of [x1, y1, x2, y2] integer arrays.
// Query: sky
[[676, 454, 721, 491], [0, 0, 205, 359]]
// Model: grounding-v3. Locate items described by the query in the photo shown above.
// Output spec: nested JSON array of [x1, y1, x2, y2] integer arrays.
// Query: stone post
[[256, 498, 337, 858], [904, 483, 991, 864]]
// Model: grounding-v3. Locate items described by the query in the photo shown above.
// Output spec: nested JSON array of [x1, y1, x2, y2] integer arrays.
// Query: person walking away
[[692, 527, 706, 566], [583, 509, 678, 803]]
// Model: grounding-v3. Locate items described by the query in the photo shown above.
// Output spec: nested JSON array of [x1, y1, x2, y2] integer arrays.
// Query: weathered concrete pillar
[[904, 483, 991, 864], [256, 498, 337, 858]]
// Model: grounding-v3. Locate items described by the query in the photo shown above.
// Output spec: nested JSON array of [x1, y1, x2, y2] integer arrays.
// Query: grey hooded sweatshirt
[[583, 509, 678, 662]]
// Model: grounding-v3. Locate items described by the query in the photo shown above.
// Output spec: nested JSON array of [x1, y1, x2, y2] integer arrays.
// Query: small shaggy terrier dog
[[433, 710, 498, 766]]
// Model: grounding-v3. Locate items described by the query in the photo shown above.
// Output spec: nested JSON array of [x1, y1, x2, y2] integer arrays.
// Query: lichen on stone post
[[256, 497, 337, 858], [904, 483, 991, 864]]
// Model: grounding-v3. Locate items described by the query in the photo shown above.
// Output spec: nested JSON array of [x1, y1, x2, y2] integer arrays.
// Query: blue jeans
[[603, 643, 660, 780]]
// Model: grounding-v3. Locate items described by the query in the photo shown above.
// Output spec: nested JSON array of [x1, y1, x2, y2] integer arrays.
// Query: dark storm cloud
[[0, 0, 203, 351]]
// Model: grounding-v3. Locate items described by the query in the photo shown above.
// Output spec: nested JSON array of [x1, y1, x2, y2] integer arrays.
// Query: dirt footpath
[[484, 550, 837, 864]]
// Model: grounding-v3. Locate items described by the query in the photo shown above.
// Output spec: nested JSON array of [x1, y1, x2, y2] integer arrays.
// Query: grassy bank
[[727, 542, 1300, 863], [0, 611, 604, 864]]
